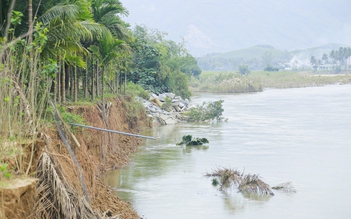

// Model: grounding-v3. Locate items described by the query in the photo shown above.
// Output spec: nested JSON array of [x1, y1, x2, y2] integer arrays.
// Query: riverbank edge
[[1, 96, 150, 218]]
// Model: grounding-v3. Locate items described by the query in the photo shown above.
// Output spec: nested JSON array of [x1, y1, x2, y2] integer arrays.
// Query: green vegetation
[[125, 82, 150, 100], [161, 97, 173, 112], [184, 100, 226, 122], [264, 64, 279, 71], [238, 64, 250, 75], [129, 25, 200, 99], [0, 163, 12, 180], [310, 47, 351, 72], [0, 0, 202, 178], [177, 135, 209, 146], [192, 70, 351, 93], [191, 71, 262, 93]]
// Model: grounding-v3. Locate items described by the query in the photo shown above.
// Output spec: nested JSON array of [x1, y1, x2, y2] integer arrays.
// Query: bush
[[126, 82, 150, 100], [238, 64, 250, 75], [264, 64, 279, 71], [161, 97, 173, 112], [185, 100, 225, 122]]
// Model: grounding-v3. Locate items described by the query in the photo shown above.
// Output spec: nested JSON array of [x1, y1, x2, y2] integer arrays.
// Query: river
[[103, 85, 351, 219]]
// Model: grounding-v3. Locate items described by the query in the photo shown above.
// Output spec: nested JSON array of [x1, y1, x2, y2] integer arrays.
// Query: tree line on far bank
[[310, 47, 351, 72]]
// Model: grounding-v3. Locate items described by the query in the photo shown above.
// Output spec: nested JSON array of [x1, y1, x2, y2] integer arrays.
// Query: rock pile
[[137, 93, 190, 126]]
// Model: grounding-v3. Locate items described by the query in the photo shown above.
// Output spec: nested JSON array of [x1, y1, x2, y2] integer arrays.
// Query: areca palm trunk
[[96, 60, 100, 97], [61, 63, 66, 103], [91, 62, 95, 101], [74, 65, 78, 102], [101, 68, 104, 101], [28, 0, 33, 48], [85, 58, 89, 98], [57, 59, 61, 103]]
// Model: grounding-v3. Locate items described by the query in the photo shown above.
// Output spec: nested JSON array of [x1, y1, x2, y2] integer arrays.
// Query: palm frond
[[238, 174, 274, 196], [36, 152, 100, 219], [39, 4, 80, 25], [36, 152, 77, 219]]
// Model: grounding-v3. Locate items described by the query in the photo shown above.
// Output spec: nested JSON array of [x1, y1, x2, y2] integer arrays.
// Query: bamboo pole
[[69, 123, 156, 140]]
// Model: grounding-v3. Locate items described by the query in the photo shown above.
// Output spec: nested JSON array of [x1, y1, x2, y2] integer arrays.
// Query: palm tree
[[90, 0, 129, 39], [38, 0, 109, 102]]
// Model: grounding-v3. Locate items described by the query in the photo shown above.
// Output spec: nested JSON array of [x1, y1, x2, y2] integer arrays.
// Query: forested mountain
[[121, 0, 351, 56]]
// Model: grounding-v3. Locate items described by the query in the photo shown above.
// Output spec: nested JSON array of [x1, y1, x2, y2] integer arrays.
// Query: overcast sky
[[120, 0, 351, 56]]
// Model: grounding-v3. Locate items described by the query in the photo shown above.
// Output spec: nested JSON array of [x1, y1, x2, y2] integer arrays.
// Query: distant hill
[[196, 43, 348, 71], [122, 0, 351, 56]]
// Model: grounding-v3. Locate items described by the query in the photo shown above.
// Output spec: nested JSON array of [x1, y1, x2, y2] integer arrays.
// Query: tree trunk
[[102, 68, 104, 101], [57, 60, 61, 103], [96, 60, 99, 98], [74, 66, 78, 102], [61, 63, 66, 103], [84, 58, 88, 98], [124, 71, 127, 95], [115, 71, 119, 94], [91, 62, 95, 101], [28, 0, 33, 53]]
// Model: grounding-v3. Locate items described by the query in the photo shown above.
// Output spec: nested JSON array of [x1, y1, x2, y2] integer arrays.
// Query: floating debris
[[272, 182, 297, 193], [238, 174, 274, 196], [206, 167, 296, 196], [177, 135, 209, 146]]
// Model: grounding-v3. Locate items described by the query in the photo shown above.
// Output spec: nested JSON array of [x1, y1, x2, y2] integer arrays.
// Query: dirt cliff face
[[1, 97, 150, 218], [69, 97, 150, 217]]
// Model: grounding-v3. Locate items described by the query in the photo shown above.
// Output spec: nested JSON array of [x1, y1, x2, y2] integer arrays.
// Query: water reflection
[[241, 192, 273, 202], [222, 192, 245, 214], [182, 145, 209, 154]]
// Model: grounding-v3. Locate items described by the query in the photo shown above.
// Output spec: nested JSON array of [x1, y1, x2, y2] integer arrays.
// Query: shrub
[[185, 100, 225, 122], [126, 82, 150, 100], [264, 64, 279, 71], [161, 97, 173, 112], [238, 64, 250, 75]]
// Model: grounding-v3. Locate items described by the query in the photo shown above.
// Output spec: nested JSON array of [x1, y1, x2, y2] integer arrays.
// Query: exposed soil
[[1, 96, 151, 218]]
